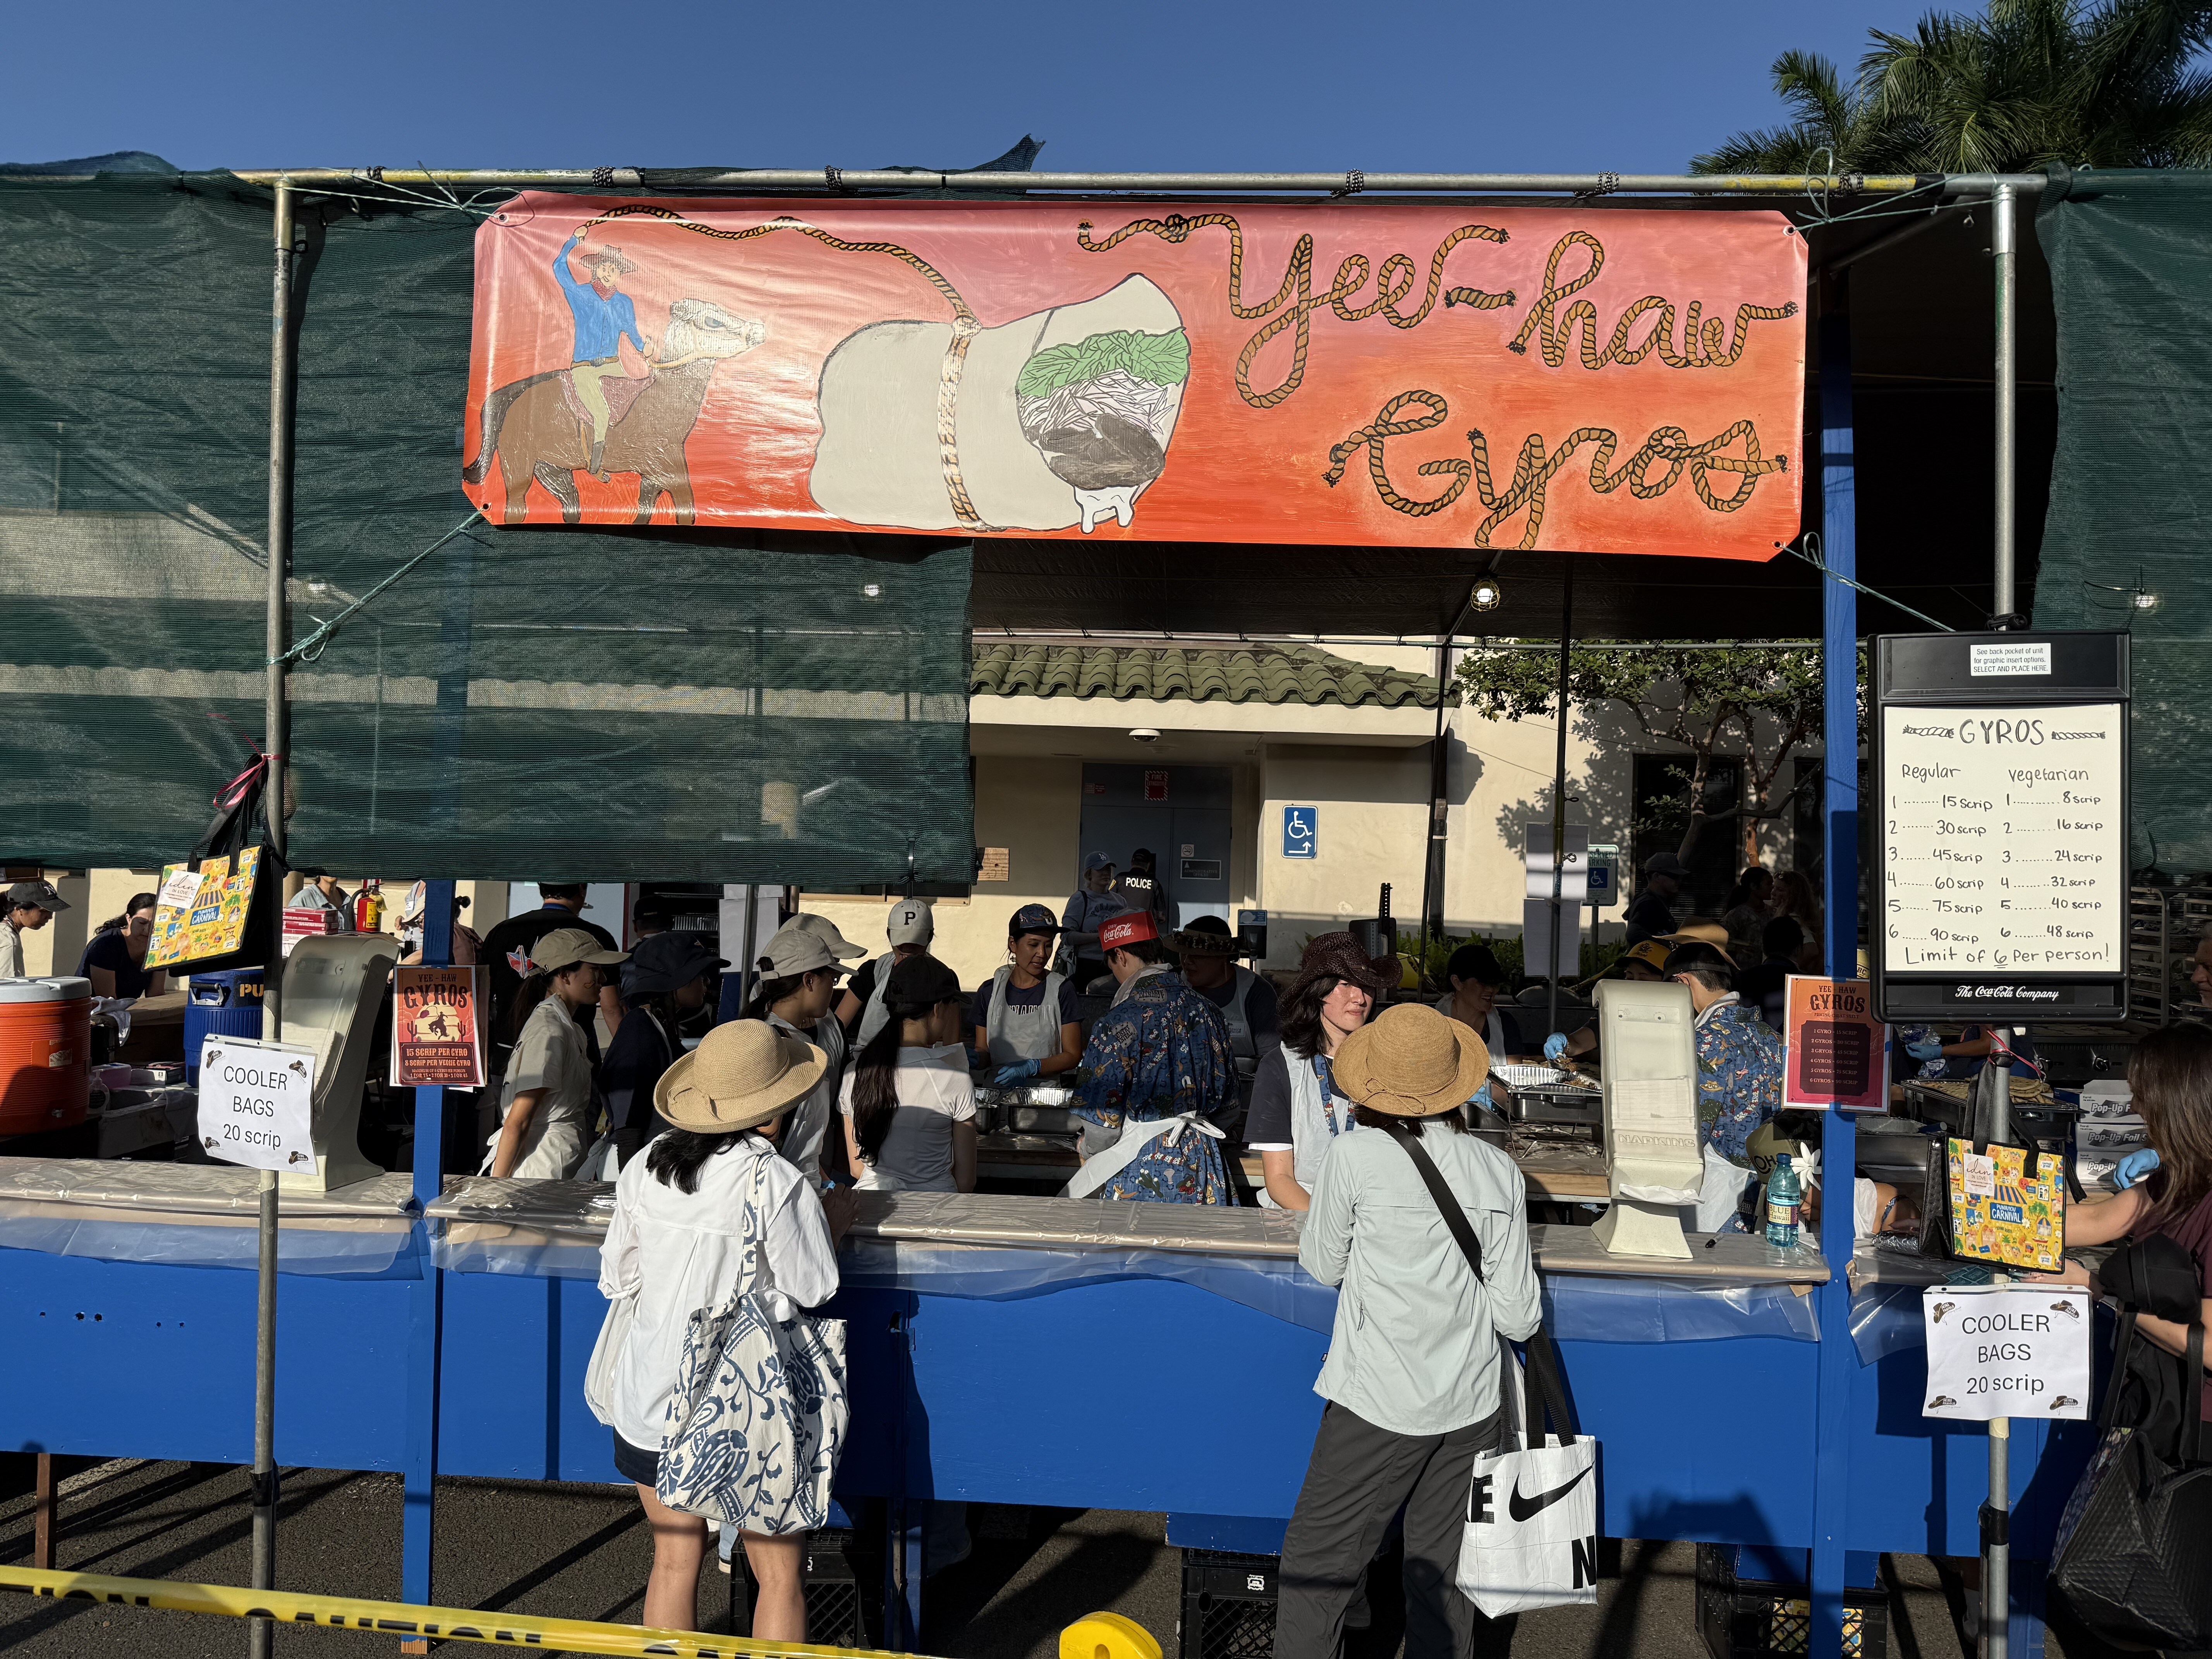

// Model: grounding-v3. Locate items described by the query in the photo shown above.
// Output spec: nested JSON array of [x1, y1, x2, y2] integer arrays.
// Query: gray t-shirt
[[837, 1044, 976, 1192]]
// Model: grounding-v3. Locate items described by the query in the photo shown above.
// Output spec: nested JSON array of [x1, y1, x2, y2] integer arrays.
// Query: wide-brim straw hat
[[1332, 1003, 1491, 1118], [654, 1019, 827, 1135]]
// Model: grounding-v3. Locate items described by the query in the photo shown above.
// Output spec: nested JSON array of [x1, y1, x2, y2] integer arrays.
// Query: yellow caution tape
[[0, 1564, 944, 1659]]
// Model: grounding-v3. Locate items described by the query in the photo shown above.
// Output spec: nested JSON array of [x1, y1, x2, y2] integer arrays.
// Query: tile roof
[[970, 642, 1455, 709]]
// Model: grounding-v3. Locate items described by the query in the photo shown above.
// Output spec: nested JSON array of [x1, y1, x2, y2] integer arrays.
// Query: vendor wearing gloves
[[489, 927, 629, 1178], [1275, 1003, 1542, 1659], [1066, 911, 1238, 1204], [1245, 933, 1398, 1210], [1173, 915, 1281, 1136], [970, 904, 1082, 1086]]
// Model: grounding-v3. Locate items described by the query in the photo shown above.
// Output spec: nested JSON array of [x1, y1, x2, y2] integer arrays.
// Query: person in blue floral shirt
[[1067, 911, 1238, 1204], [1667, 940, 1783, 1229]]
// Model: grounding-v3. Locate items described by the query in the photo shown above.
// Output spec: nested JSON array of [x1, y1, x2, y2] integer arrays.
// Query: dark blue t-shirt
[[77, 929, 157, 997]]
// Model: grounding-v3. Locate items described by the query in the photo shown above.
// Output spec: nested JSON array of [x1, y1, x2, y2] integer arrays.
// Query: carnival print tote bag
[[656, 1155, 848, 1534]]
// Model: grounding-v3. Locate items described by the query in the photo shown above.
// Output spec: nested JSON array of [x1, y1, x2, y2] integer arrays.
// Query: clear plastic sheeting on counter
[[0, 1158, 420, 1276], [1851, 1281, 1929, 1364], [426, 1174, 615, 1279]]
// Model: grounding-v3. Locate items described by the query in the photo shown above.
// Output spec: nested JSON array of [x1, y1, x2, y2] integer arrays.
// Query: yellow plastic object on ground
[[0, 1563, 942, 1659], [1061, 1611, 1163, 1659]]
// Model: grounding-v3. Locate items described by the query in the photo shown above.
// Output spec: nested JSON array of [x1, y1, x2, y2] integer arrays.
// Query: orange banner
[[463, 195, 1805, 556]]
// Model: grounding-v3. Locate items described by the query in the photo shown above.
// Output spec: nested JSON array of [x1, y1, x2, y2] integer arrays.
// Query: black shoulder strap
[[1388, 1123, 1482, 1284], [2186, 1320, 2205, 1467]]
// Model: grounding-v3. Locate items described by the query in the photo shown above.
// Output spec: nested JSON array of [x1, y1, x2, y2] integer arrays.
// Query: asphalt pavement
[[0, 1453, 2045, 1659]]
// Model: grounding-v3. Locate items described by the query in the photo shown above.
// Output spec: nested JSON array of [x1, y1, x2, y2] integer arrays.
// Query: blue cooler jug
[[184, 969, 265, 1082]]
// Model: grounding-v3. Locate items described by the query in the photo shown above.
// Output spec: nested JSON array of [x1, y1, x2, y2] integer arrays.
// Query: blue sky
[[2, 1, 1934, 176]]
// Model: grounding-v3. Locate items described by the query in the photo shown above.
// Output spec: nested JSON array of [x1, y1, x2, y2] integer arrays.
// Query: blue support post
[[400, 881, 456, 1640], [1810, 271, 1861, 1659]]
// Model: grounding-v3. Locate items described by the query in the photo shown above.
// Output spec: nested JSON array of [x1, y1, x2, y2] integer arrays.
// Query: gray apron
[[984, 966, 1067, 1064], [1255, 1050, 1354, 1207]]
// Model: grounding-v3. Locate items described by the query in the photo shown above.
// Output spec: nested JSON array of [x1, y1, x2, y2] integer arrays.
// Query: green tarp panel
[[2035, 169, 2212, 873], [0, 176, 973, 885]]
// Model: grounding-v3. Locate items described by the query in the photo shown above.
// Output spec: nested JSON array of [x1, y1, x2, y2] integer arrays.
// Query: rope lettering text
[[1509, 230, 1799, 370]]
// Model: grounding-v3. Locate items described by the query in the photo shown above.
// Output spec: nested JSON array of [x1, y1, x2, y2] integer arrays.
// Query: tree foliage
[[1693, 0, 2212, 174], [1453, 644, 1835, 863]]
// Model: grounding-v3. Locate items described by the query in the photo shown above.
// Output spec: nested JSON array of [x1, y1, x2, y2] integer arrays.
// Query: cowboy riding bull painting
[[460, 195, 1807, 555]]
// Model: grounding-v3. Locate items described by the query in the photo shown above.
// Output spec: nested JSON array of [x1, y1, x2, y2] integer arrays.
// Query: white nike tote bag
[[1455, 1330, 1599, 1618]]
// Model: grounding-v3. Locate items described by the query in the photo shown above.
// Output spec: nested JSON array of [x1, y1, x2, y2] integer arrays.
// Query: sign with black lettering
[[1922, 1284, 2091, 1421], [1872, 632, 2130, 1024], [196, 1037, 318, 1172]]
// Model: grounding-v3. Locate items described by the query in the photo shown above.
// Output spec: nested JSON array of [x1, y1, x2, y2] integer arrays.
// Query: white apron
[[984, 966, 1067, 1065], [1063, 1111, 1225, 1199], [1255, 1051, 1354, 1209]]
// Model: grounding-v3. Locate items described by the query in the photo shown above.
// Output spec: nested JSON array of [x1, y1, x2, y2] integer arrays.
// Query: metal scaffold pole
[[250, 176, 295, 1659]]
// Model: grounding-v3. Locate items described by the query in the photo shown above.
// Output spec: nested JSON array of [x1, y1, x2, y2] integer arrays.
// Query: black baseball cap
[[625, 931, 726, 994], [1446, 943, 1507, 986], [6, 879, 69, 912], [886, 951, 963, 1007]]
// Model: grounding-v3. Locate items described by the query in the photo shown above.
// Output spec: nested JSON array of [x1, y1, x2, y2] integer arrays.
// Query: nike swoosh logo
[[1506, 1464, 1591, 1523]]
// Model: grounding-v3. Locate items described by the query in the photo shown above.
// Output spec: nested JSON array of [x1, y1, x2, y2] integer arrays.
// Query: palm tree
[[1694, 0, 2212, 174]]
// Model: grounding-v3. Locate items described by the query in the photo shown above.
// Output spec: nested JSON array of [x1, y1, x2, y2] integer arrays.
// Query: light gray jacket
[[1299, 1118, 1542, 1436]]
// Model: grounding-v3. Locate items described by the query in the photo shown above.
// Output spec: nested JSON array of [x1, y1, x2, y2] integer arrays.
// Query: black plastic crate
[[1695, 1544, 1889, 1659], [730, 1527, 872, 1648], [1179, 1549, 1278, 1659]]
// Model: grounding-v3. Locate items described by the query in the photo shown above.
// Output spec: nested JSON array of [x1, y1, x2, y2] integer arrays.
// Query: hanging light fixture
[[1469, 574, 1504, 612]]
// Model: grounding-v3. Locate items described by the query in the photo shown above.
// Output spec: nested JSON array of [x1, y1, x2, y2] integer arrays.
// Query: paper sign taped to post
[[1922, 1284, 2091, 1421], [196, 1037, 318, 1173]]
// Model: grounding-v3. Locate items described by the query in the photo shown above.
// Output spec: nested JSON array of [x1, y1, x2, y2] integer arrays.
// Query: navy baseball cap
[[1008, 904, 1061, 939]]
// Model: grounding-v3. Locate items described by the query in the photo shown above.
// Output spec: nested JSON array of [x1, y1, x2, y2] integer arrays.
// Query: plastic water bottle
[[1765, 1153, 1802, 1249]]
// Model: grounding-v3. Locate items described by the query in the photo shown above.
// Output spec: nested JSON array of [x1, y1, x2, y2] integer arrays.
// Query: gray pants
[[1275, 1401, 1502, 1659]]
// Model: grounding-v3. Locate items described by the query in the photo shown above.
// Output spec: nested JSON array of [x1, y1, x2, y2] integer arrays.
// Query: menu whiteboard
[[1880, 704, 2126, 977]]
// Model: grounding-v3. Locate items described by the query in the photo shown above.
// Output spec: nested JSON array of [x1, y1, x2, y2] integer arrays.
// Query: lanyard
[[1314, 1054, 1343, 1137]]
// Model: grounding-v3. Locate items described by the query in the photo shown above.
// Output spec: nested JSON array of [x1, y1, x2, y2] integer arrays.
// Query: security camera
[[1128, 727, 1161, 744]]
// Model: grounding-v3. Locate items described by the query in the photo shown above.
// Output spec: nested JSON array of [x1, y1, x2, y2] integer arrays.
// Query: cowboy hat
[[654, 1019, 827, 1135], [1659, 920, 1736, 967], [579, 244, 639, 275], [1333, 1003, 1491, 1119], [1287, 930, 1400, 999]]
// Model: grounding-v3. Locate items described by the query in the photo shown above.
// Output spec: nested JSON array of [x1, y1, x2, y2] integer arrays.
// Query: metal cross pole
[[251, 176, 297, 1659], [1981, 178, 2021, 1659], [1547, 559, 1575, 1036]]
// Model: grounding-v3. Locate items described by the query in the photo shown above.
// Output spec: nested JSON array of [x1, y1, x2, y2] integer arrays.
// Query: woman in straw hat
[[1276, 1003, 1541, 1659], [598, 1021, 859, 1638]]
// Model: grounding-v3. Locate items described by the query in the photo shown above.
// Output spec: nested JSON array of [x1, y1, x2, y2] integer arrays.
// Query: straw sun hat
[[1332, 1003, 1491, 1119], [653, 1020, 827, 1135]]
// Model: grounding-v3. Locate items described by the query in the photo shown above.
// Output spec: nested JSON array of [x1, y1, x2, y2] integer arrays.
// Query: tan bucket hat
[[654, 1019, 827, 1134], [1331, 1003, 1491, 1119]]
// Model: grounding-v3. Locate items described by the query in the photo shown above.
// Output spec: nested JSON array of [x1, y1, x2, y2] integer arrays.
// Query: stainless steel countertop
[[0, 1156, 417, 1218]]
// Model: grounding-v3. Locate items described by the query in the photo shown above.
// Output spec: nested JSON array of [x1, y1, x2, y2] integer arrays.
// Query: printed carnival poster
[[390, 965, 487, 1089], [463, 196, 1805, 556]]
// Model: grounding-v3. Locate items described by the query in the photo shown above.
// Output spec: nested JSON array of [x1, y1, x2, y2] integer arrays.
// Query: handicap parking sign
[[1281, 806, 1318, 859]]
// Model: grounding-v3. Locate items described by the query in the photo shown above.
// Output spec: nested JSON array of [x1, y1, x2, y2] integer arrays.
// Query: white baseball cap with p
[[886, 898, 934, 948]]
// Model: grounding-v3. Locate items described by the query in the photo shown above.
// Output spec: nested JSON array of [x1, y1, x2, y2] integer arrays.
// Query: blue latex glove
[[1906, 1038, 1945, 1061], [1472, 1082, 1494, 1113], [1542, 1032, 1570, 1063], [993, 1058, 1042, 1087], [2112, 1148, 2161, 1189]]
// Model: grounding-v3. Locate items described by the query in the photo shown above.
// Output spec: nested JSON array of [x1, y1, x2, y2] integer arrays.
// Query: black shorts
[[611, 1431, 659, 1487]]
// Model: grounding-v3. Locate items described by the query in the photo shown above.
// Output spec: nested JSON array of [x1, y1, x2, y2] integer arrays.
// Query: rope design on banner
[[1323, 391, 1788, 548], [1075, 212, 1514, 409], [1508, 229, 1798, 368], [577, 204, 999, 532]]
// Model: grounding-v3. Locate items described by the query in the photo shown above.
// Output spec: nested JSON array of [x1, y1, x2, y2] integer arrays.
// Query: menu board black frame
[[1870, 630, 2131, 1026]]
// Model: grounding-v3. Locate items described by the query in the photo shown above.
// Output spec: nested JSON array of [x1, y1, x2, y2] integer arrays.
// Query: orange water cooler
[[0, 975, 92, 1135]]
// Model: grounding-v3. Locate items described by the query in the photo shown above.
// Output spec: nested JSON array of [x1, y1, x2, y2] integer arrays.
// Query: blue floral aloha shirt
[[1073, 970, 1238, 1204], [1694, 995, 1783, 1165]]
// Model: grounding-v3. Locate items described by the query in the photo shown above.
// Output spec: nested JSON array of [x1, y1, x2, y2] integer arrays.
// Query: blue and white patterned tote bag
[[656, 1152, 848, 1534]]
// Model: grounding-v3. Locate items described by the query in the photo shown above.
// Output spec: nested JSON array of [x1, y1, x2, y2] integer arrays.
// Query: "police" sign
[[196, 1037, 318, 1173], [1922, 1284, 2092, 1422]]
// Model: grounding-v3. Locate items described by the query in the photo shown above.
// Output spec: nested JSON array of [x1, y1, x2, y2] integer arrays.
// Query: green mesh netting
[[0, 175, 974, 885], [2035, 170, 2212, 874]]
